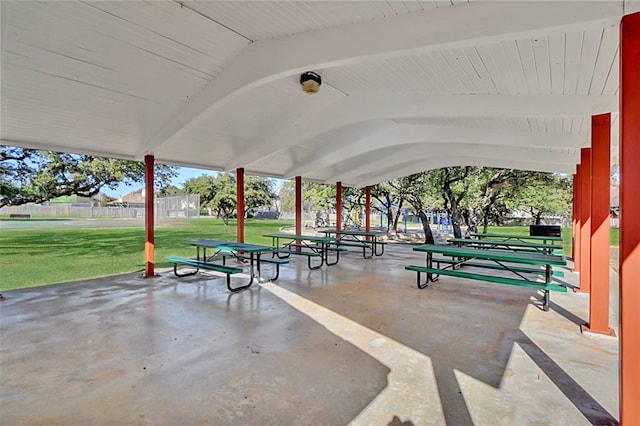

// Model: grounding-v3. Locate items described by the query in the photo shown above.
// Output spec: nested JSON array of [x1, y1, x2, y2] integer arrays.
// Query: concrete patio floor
[[0, 244, 619, 425]]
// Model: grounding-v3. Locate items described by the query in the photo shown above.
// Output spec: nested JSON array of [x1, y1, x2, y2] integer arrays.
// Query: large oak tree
[[0, 146, 177, 207]]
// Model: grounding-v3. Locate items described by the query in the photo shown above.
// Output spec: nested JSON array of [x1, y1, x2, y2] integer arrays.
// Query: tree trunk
[[392, 199, 404, 232], [385, 210, 393, 232], [451, 206, 463, 238], [418, 210, 435, 244]]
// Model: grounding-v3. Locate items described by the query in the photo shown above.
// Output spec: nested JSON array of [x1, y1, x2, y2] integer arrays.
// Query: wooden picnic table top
[[318, 229, 385, 237], [470, 232, 562, 242], [413, 244, 566, 266], [447, 237, 562, 250], [263, 233, 339, 243], [186, 239, 275, 253]]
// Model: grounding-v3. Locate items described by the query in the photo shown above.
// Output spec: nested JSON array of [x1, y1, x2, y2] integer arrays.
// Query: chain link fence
[[0, 195, 200, 219]]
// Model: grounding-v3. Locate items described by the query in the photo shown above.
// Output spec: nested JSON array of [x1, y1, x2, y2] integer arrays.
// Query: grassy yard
[[0, 218, 292, 291], [1, 220, 619, 292]]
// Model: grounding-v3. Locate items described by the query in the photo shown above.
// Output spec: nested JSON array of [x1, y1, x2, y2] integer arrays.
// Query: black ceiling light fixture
[[300, 71, 322, 94]]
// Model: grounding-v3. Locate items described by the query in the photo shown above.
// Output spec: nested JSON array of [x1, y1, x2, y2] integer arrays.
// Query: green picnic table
[[406, 244, 567, 311], [168, 239, 279, 292], [318, 229, 386, 258], [470, 232, 562, 244], [263, 233, 342, 269], [448, 237, 562, 255]]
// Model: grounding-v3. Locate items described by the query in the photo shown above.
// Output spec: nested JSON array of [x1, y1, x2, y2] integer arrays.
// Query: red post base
[[576, 276, 590, 294], [581, 323, 617, 337]]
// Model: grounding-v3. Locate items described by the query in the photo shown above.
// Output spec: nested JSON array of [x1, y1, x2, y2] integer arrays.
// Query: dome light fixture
[[300, 71, 322, 94]]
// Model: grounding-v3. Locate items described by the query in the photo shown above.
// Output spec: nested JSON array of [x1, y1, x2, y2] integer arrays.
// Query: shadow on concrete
[[276, 255, 614, 425], [549, 300, 587, 327], [513, 330, 618, 425], [552, 276, 580, 291], [280, 274, 531, 425], [1, 275, 390, 425], [388, 415, 415, 425]]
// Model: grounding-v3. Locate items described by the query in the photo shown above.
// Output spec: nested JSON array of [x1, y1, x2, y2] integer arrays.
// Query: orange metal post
[[620, 12, 640, 425], [336, 182, 342, 230], [365, 186, 371, 241], [144, 155, 155, 278], [295, 176, 302, 251], [236, 168, 245, 243], [579, 148, 591, 292], [365, 186, 371, 233], [571, 173, 577, 261], [582, 114, 615, 336], [574, 165, 581, 272]]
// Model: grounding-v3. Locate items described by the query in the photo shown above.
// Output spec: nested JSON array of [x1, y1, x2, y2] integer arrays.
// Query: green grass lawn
[[0, 218, 293, 291], [1, 220, 619, 292]]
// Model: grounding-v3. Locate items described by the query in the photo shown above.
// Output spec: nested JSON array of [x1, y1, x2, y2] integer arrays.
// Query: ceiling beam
[[137, 0, 621, 158], [229, 93, 613, 170], [327, 143, 579, 183], [284, 122, 586, 178]]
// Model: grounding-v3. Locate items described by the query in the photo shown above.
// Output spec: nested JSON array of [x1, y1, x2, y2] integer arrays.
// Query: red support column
[[571, 173, 578, 262], [236, 168, 245, 243], [336, 182, 342, 230], [620, 12, 640, 425], [579, 148, 591, 292], [574, 165, 582, 272], [144, 155, 155, 278], [365, 186, 371, 233], [295, 176, 302, 251], [582, 114, 615, 336]]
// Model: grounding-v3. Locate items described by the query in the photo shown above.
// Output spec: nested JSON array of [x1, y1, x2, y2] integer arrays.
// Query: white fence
[[0, 195, 200, 219]]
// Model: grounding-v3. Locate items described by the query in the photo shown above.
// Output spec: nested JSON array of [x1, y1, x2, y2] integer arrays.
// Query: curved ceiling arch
[[139, 1, 622, 159], [320, 142, 579, 184], [346, 156, 575, 188], [284, 121, 585, 178], [230, 92, 612, 171]]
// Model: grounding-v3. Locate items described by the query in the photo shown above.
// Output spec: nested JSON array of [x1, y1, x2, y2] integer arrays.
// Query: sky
[[101, 167, 217, 198]]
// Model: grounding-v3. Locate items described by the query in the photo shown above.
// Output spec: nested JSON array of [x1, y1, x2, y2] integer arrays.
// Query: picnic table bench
[[406, 244, 567, 311], [433, 257, 565, 277], [168, 240, 279, 291], [167, 257, 248, 292], [218, 245, 289, 281], [9, 213, 30, 219]]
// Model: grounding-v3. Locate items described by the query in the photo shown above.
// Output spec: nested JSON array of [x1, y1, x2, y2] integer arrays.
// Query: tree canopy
[[273, 168, 572, 240], [183, 172, 276, 222], [0, 146, 178, 207]]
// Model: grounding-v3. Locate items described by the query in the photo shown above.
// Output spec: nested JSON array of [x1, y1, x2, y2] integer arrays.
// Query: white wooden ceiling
[[2, 1, 636, 187]]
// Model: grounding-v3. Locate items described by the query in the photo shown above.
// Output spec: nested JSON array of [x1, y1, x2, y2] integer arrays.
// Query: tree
[[391, 174, 437, 244], [211, 173, 237, 223], [464, 168, 520, 233], [183, 174, 218, 212], [183, 172, 276, 222], [157, 185, 184, 197], [278, 181, 296, 212], [0, 146, 177, 207], [371, 181, 406, 232], [303, 182, 335, 212], [433, 167, 471, 238], [243, 176, 276, 217], [507, 173, 572, 224]]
